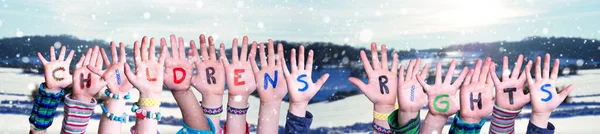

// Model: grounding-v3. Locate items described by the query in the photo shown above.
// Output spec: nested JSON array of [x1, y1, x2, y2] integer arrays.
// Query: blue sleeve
[[284, 111, 313, 134], [176, 116, 217, 134], [449, 110, 485, 134], [526, 121, 555, 134]]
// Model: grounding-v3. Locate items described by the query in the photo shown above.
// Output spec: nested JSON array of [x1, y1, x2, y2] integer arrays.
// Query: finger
[[169, 34, 178, 59], [249, 41, 257, 62], [415, 74, 431, 92], [348, 77, 368, 92], [290, 48, 298, 71], [232, 38, 239, 63], [559, 84, 575, 101], [315, 74, 330, 90], [420, 63, 430, 78], [550, 58, 560, 80], [58, 46, 66, 61], [199, 34, 209, 60], [65, 50, 75, 64], [478, 57, 491, 83], [398, 65, 405, 82], [490, 64, 502, 85], [391, 53, 398, 74], [141, 36, 149, 61], [86, 64, 105, 76], [208, 36, 217, 62], [90, 46, 100, 66], [49, 46, 56, 61], [277, 43, 284, 66], [435, 61, 442, 85], [370, 42, 381, 70], [511, 55, 524, 79], [267, 39, 276, 67], [306, 49, 315, 72], [280, 54, 290, 77], [381, 44, 389, 71], [298, 45, 305, 70], [101, 48, 111, 66], [359, 50, 373, 74], [149, 37, 156, 60], [75, 56, 85, 68], [123, 64, 138, 85], [406, 60, 415, 80], [535, 56, 542, 80], [487, 73, 494, 85], [444, 60, 456, 84], [502, 56, 509, 80], [110, 41, 118, 64], [219, 43, 229, 65], [94, 51, 103, 68], [117, 42, 126, 62], [463, 69, 474, 86], [37, 52, 48, 65], [189, 40, 199, 64], [543, 54, 550, 79], [525, 60, 534, 86], [240, 36, 249, 62], [259, 43, 267, 66], [518, 60, 532, 83], [452, 67, 469, 88], [83, 48, 92, 65], [178, 37, 185, 59], [158, 40, 168, 64], [249, 53, 259, 74], [412, 58, 422, 79], [472, 59, 482, 83], [133, 40, 141, 63]]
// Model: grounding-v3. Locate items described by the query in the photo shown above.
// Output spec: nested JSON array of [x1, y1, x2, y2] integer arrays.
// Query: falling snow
[[359, 29, 374, 42], [543, 28, 549, 35], [16, 29, 23, 37], [143, 12, 151, 19], [53, 42, 62, 48], [196, 1, 204, 8], [322, 16, 330, 24], [236, 1, 244, 8], [257, 22, 264, 29]]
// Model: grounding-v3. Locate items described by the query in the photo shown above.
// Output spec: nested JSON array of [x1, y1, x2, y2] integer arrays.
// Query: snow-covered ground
[[1, 67, 599, 133]]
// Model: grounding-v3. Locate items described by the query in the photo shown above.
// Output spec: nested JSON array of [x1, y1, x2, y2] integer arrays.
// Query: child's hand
[[459, 58, 494, 123], [417, 60, 467, 116], [222, 37, 257, 97], [192, 35, 225, 95], [349, 43, 397, 108], [87, 42, 133, 96], [526, 54, 575, 127], [280, 45, 329, 109], [251, 40, 288, 103], [490, 55, 532, 110], [72, 46, 105, 101], [36, 46, 75, 92], [162, 34, 193, 91], [397, 58, 428, 113], [123, 36, 168, 98]]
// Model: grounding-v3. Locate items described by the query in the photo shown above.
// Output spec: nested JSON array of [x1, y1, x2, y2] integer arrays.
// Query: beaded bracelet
[[372, 123, 392, 134], [104, 89, 131, 100], [138, 98, 160, 107], [373, 111, 391, 121], [131, 102, 162, 121], [202, 105, 223, 116], [227, 105, 249, 115], [100, 103, 129, 123], [29, 82, 65, 130]]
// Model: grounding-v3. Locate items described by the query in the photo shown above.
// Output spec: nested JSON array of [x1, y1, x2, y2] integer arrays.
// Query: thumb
[[123, 64, 138, 86], [349, 77, 368, 93], [559, 84, 575, 102], [314, 73, 330, 90]]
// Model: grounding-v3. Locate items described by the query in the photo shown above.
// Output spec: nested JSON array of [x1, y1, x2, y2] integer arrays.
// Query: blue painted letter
[[297, 74, 309, 92], [541, 84, 552, 102], [263, 70, 278, 89]]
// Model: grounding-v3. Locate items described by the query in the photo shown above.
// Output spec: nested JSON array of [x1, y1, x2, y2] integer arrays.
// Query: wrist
[[460, 115, 482, 124], [227, 95, 249, 108], [201, 94, 223, 108], [289, 102, 308, 117], [374, 104, 395, 114], [43, 83, 62, 93], [72, 94, 94, 103], [530, 112, 551, 128], [140, 92, 161, 99]]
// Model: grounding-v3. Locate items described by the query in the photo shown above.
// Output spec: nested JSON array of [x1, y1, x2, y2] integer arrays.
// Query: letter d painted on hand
[[173, 67, 186, 84]]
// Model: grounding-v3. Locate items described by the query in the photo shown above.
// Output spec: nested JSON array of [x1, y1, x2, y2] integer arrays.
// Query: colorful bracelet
[[373, 111, 391, 121], [100, 103, 129, 123], [227, 105, 249, 115], [29, 82, 65, 130], [131, 102, 162, 121], [372, 123, 392, 134], [202, 105, 223, 116], [62, 93, 97, 134], [138, 98, 160, 107], [104, 89, 131, 100]]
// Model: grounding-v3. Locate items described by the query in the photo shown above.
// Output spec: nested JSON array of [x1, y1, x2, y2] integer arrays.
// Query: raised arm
[[280, 45, 330, 133], [251, 40, 289, 133], [390, 58, 429, 134], [451, 58, 494, 134], [348, 43, 398, 134]]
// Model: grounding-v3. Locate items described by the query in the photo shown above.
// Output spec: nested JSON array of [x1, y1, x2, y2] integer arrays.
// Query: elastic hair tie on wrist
[[104, 90, 131, 100], [100, 103, 129, 123], [131, 102, 162, 121], [372, 123, 392, 134], [227, 105, 249, 115], [201, 105, 223, 116]]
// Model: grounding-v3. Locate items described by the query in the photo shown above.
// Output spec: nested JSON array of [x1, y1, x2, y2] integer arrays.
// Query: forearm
[[172, 90, 210, 130], [289, 102, 308, 117], [61, 94, 96, 134], [99, 98, 126, 134], [372, 104, 395, 133], [257, 101, 282, 133], [489, 105, 521, 133], [201, 94, 223, 130], [530, 113, 551, 129], [420, 112, 449, 134], [398, 111, 419, 126], [225, 95, 250, 133]]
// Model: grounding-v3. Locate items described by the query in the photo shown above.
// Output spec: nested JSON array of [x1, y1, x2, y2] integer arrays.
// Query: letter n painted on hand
[[173, 67, 186, 84], [503, 88, 517, 105], [541, 84, 553, 102], [233, 69, 245, 86], [52, 67, 66, 81], [146, 68, 157, 81], [378, 75, 389, 94], [263, 70, 278, 89], [80, 73, 92, 89], [433, 94, 450, 113], [297, 74, 309, 92], [469, 92, 482, 111], [206, 67, 216, 84]]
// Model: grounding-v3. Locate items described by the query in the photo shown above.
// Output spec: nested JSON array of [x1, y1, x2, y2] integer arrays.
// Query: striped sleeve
[[489, 105, 521, 134], [61, 94, 97, 134], [387, 109, 420, 134]]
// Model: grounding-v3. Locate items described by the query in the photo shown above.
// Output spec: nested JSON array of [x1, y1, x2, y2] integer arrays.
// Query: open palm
[[87, 42, 133, 95], [191, 35, 225, 95], [280, 45, 329, 104], [73, 46, 105, 100], [250, 40, 288, 102], [398, 58, 428, 112], [163, 34, 193, 91], [349, 43, 397, 106], [222, 36, 257, 97], [527, 54, 574, 114], [36, 46, 75, 92], [490, 55, 532, 110], [417, 60, 467, 116], [459, 58, 494, 123], [124, 36, 167, 98]]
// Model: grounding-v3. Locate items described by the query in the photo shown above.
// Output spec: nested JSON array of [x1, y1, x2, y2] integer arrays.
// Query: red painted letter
[[173, 67, 186, 84], [234, 69, 245, 85], [146, 68, 157, 81]]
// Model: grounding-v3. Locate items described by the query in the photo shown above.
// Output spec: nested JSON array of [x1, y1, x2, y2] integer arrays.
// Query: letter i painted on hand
[[297, 74, 309, 92], [146, 68, 157, 81], [173, 67, 186, 84], [541, 84, 553, 102], [503, 88, 516, 105], [52, 67, 66, 81], [263, 70, 278, 89], [115, 69, 121, 85], [234, 69, 245, 86], [80, 73, 92, 89], [206, 67, 216, 84], [410, 85, 415, 101], [378, 75, 389, 94]]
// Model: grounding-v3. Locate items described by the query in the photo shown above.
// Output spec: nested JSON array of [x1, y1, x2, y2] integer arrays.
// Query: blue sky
[[0, 0, 599, 49]]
